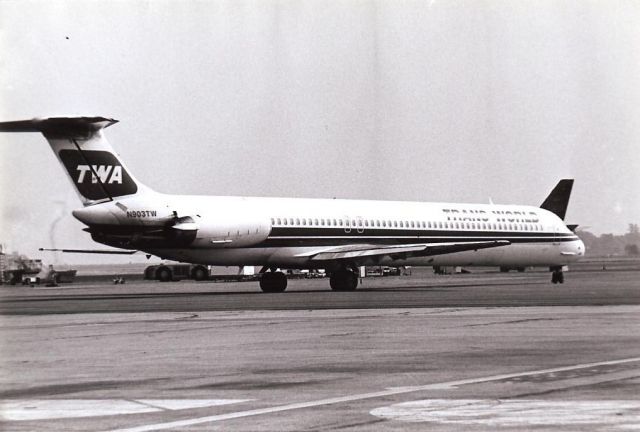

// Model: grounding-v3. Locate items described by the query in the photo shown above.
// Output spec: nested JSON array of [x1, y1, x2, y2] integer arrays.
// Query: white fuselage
[[73, 192, 585, 269]]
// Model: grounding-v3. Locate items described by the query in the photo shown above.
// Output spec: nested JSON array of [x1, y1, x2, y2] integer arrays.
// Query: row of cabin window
[[270, 217, 544, 232]]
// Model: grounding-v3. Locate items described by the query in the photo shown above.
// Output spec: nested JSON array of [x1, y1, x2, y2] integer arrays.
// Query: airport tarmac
[[1, 269, 639, 431]]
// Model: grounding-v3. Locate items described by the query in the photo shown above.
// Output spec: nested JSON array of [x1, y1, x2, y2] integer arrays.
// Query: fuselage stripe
[[259, 227, 579, 248]]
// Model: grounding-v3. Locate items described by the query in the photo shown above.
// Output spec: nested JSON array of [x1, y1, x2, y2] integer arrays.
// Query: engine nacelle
[[188, 213, 271, 248], [73, 196, 272, 250]]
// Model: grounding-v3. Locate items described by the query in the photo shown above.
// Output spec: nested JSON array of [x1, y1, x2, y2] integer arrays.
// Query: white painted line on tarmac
[[1, 400, 156, 421], [105, 356, 640, 432], [386, 356, 640, 391], [370, 399, 640, 428], [0, 399, 250, 421]]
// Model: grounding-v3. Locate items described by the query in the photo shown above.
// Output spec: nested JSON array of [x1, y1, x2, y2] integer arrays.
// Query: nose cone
[[577, 238, 586, 257]]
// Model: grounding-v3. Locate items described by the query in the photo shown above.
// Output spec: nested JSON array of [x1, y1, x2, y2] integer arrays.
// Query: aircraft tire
[[192, 266, 208, 281], [330, 270, 358, 291], [157, 267, 172, 282], [260, 272, 287, 293]]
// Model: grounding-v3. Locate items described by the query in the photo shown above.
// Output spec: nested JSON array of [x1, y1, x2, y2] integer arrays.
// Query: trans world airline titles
[[0, 117, 584, 292]]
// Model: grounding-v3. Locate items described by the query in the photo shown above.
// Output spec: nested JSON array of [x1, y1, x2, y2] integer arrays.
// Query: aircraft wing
[[296, 240, 510, 262]]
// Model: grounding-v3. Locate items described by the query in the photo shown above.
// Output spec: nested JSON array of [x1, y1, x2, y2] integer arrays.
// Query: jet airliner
[[0, 117, 584, 292]]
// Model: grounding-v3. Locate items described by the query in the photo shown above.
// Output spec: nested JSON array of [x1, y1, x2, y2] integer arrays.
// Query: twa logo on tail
[[76, 165, 123, 184], [59, 149, 137, 200]]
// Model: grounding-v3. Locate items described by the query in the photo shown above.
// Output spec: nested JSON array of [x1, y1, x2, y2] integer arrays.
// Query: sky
[[0, 0, 639, 264]]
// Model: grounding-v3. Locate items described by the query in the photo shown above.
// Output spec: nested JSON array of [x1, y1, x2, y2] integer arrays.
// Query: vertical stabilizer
[[0, 117, 148, 206], [540, 179, 574, 220]]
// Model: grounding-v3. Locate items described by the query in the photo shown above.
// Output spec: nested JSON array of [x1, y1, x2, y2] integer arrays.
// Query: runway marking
[[0, 399, 250, 421], [103, 356, 640, 432], [370, 399, 640, 429]]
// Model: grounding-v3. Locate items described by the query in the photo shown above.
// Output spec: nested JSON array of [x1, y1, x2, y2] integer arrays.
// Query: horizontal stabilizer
[[0, 117, 117, 138], [540, 179, 574, 220], [39, 248, 137, 255]]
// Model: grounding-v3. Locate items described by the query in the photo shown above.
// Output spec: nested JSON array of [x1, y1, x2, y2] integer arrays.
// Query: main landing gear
[[551, 267, 565, 284], [329, 269, 359, 291], [259, 268, 360, 292], [260, 271, 287, 293]]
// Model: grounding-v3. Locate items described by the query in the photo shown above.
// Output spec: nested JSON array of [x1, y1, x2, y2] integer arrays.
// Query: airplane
[[0, 117, 584, 292]]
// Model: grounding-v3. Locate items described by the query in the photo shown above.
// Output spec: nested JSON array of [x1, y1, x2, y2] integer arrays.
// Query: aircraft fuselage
[[72, 192, 584, 270]]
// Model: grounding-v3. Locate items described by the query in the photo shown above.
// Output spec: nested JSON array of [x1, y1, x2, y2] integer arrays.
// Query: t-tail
[[0, 117, 150, 206]]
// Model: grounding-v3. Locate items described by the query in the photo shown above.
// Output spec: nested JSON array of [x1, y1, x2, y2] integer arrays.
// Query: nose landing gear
[[550, 267, 565, 284]]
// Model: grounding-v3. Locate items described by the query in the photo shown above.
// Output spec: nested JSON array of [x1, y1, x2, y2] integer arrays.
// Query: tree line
[[577, 224, 640, 257]]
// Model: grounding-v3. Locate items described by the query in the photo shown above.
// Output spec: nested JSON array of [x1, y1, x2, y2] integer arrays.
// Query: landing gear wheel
[[260, 272, 287, 293], [157, 267, 172, 282], [329, 270, 358, 291], [551, 270, 564, 284], [192, 266, 208, 281]]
